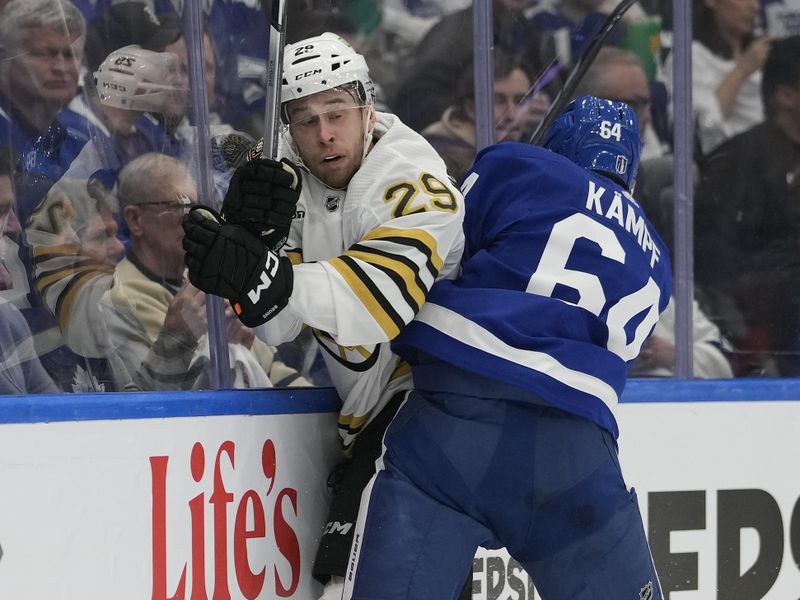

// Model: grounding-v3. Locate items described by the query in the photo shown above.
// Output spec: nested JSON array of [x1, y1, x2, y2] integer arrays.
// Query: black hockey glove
[[182, 206, 293, 327], [222, 157, 302, 251]]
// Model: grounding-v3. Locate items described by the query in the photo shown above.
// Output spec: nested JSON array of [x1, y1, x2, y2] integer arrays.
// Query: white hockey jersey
[[258, 112, 465, 448]]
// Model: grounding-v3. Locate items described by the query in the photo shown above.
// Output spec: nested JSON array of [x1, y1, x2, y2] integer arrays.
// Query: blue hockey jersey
[[392, 142, 672, 437]]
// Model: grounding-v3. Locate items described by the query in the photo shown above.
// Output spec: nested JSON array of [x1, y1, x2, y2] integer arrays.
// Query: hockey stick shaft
[[529, 0, 640, 145], [230, 0, 288, 319], [261, 0, 288, 158]]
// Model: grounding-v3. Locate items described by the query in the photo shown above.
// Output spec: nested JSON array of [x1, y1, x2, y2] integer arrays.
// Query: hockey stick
[[226, 0, 287, 319], [259, 0, 288, 160], [528, 0, 640, 145], [210, 0, 287, 169]]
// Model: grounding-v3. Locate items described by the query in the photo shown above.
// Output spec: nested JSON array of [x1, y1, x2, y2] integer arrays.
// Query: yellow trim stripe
[[345, 248, 426, 310], [328, 256, 401, 339], [36, 263, 112, 296], [285, 248, 303, 265], [57, 269, 112, 333], [33, 244, 81, 259], [361, 226, 443, 273], [337, 411, 371, 433], [390, 360, 412, 382]]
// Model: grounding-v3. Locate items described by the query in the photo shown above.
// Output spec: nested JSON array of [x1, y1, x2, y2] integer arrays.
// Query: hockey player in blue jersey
[[342, 96, 671, 600]]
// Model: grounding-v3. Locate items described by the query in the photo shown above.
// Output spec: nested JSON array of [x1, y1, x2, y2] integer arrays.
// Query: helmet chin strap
[[361, 105, 376, 162]]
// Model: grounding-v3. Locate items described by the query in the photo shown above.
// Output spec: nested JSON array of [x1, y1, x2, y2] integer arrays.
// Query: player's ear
[[123, 205, 143, 237]]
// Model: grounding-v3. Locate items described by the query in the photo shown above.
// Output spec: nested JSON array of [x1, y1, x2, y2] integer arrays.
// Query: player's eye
[[295, 115, 319, 129], [326, 110, 345, 123]]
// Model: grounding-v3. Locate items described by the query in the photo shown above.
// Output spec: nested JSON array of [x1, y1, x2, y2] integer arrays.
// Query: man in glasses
[[572, 47, 665, 159], [182, 32, 465, 599], [103, 152, 303, 391]]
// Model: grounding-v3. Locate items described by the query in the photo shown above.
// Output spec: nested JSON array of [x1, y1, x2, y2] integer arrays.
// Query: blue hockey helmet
[[542, 95, 642, 190]]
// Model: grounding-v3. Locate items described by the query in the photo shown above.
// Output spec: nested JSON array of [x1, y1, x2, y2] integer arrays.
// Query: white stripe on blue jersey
[[392, 142, 672, 437]]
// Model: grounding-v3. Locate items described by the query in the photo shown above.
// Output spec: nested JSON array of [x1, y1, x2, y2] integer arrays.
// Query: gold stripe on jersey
[[337, 411, 371, 438], [56, 268, 113, 333], [345, 245, 426, 312], [32, 243, 81, 260], [285, 248, 303, 265], [36, 261, 112, 296], [361, 226, 443, 279], [328, 255, 405, 339], [390, 359, 412, 382]]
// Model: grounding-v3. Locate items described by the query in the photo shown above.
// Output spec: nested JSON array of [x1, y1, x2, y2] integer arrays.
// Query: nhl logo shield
[[325, 195, 340, 212], [639, 581, 653, 600], [616, 154, 629, 175]]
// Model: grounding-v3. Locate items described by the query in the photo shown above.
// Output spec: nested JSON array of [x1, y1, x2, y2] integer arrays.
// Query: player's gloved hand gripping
[[182, 206, 293, 327], [221, 157, 302, 252]]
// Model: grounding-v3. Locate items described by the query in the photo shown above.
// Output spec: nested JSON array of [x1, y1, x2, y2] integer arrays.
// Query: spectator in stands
[[0, 147, 58, 394], [695, 35, 800, 376], [391, 0, 557, 132], [0, 293, 58, 394], [102, 153, 302, 389], [164, 29, 234, 140], [666, 0, 770, 156], [422, 50, 548, 184], [568, 47, 732, 378], [0, 0, 90, 220], [0, 147, 24, 305], [629, 298, 733, 378], [64, 45, 183, 185], [574, 47, 666, 158], [162, 30, 240, 205], [152, 0, 274, 136], [24, 175, 123, 391]]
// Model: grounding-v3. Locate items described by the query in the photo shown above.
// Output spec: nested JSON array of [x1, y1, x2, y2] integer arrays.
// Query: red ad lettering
[[149, 439, 301, 599]]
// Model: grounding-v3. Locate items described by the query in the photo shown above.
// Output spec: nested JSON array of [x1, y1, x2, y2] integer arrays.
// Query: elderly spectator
[[0, 0, 90, 220], [102, 153, 302, 390]]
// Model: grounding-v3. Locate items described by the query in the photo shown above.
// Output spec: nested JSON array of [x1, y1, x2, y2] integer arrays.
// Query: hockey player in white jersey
[[181, 33, 465, 600], [342, 96, 670, 599]]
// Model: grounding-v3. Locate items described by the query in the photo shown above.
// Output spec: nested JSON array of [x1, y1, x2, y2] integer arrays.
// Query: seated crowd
[[1, 0, 798, 393]]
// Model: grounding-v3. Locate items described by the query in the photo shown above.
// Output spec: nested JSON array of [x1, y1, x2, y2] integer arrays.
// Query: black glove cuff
[[234, 254, 294, 327]]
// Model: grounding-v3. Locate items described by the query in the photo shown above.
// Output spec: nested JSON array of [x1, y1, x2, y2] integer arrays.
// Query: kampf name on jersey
[[392, 142, 672, 437]]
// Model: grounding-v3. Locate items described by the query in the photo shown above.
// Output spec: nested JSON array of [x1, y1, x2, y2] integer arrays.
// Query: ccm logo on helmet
[[294, 69, 323, 81], [101, 82, 127, 92], [247, 252, 281, 304]]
